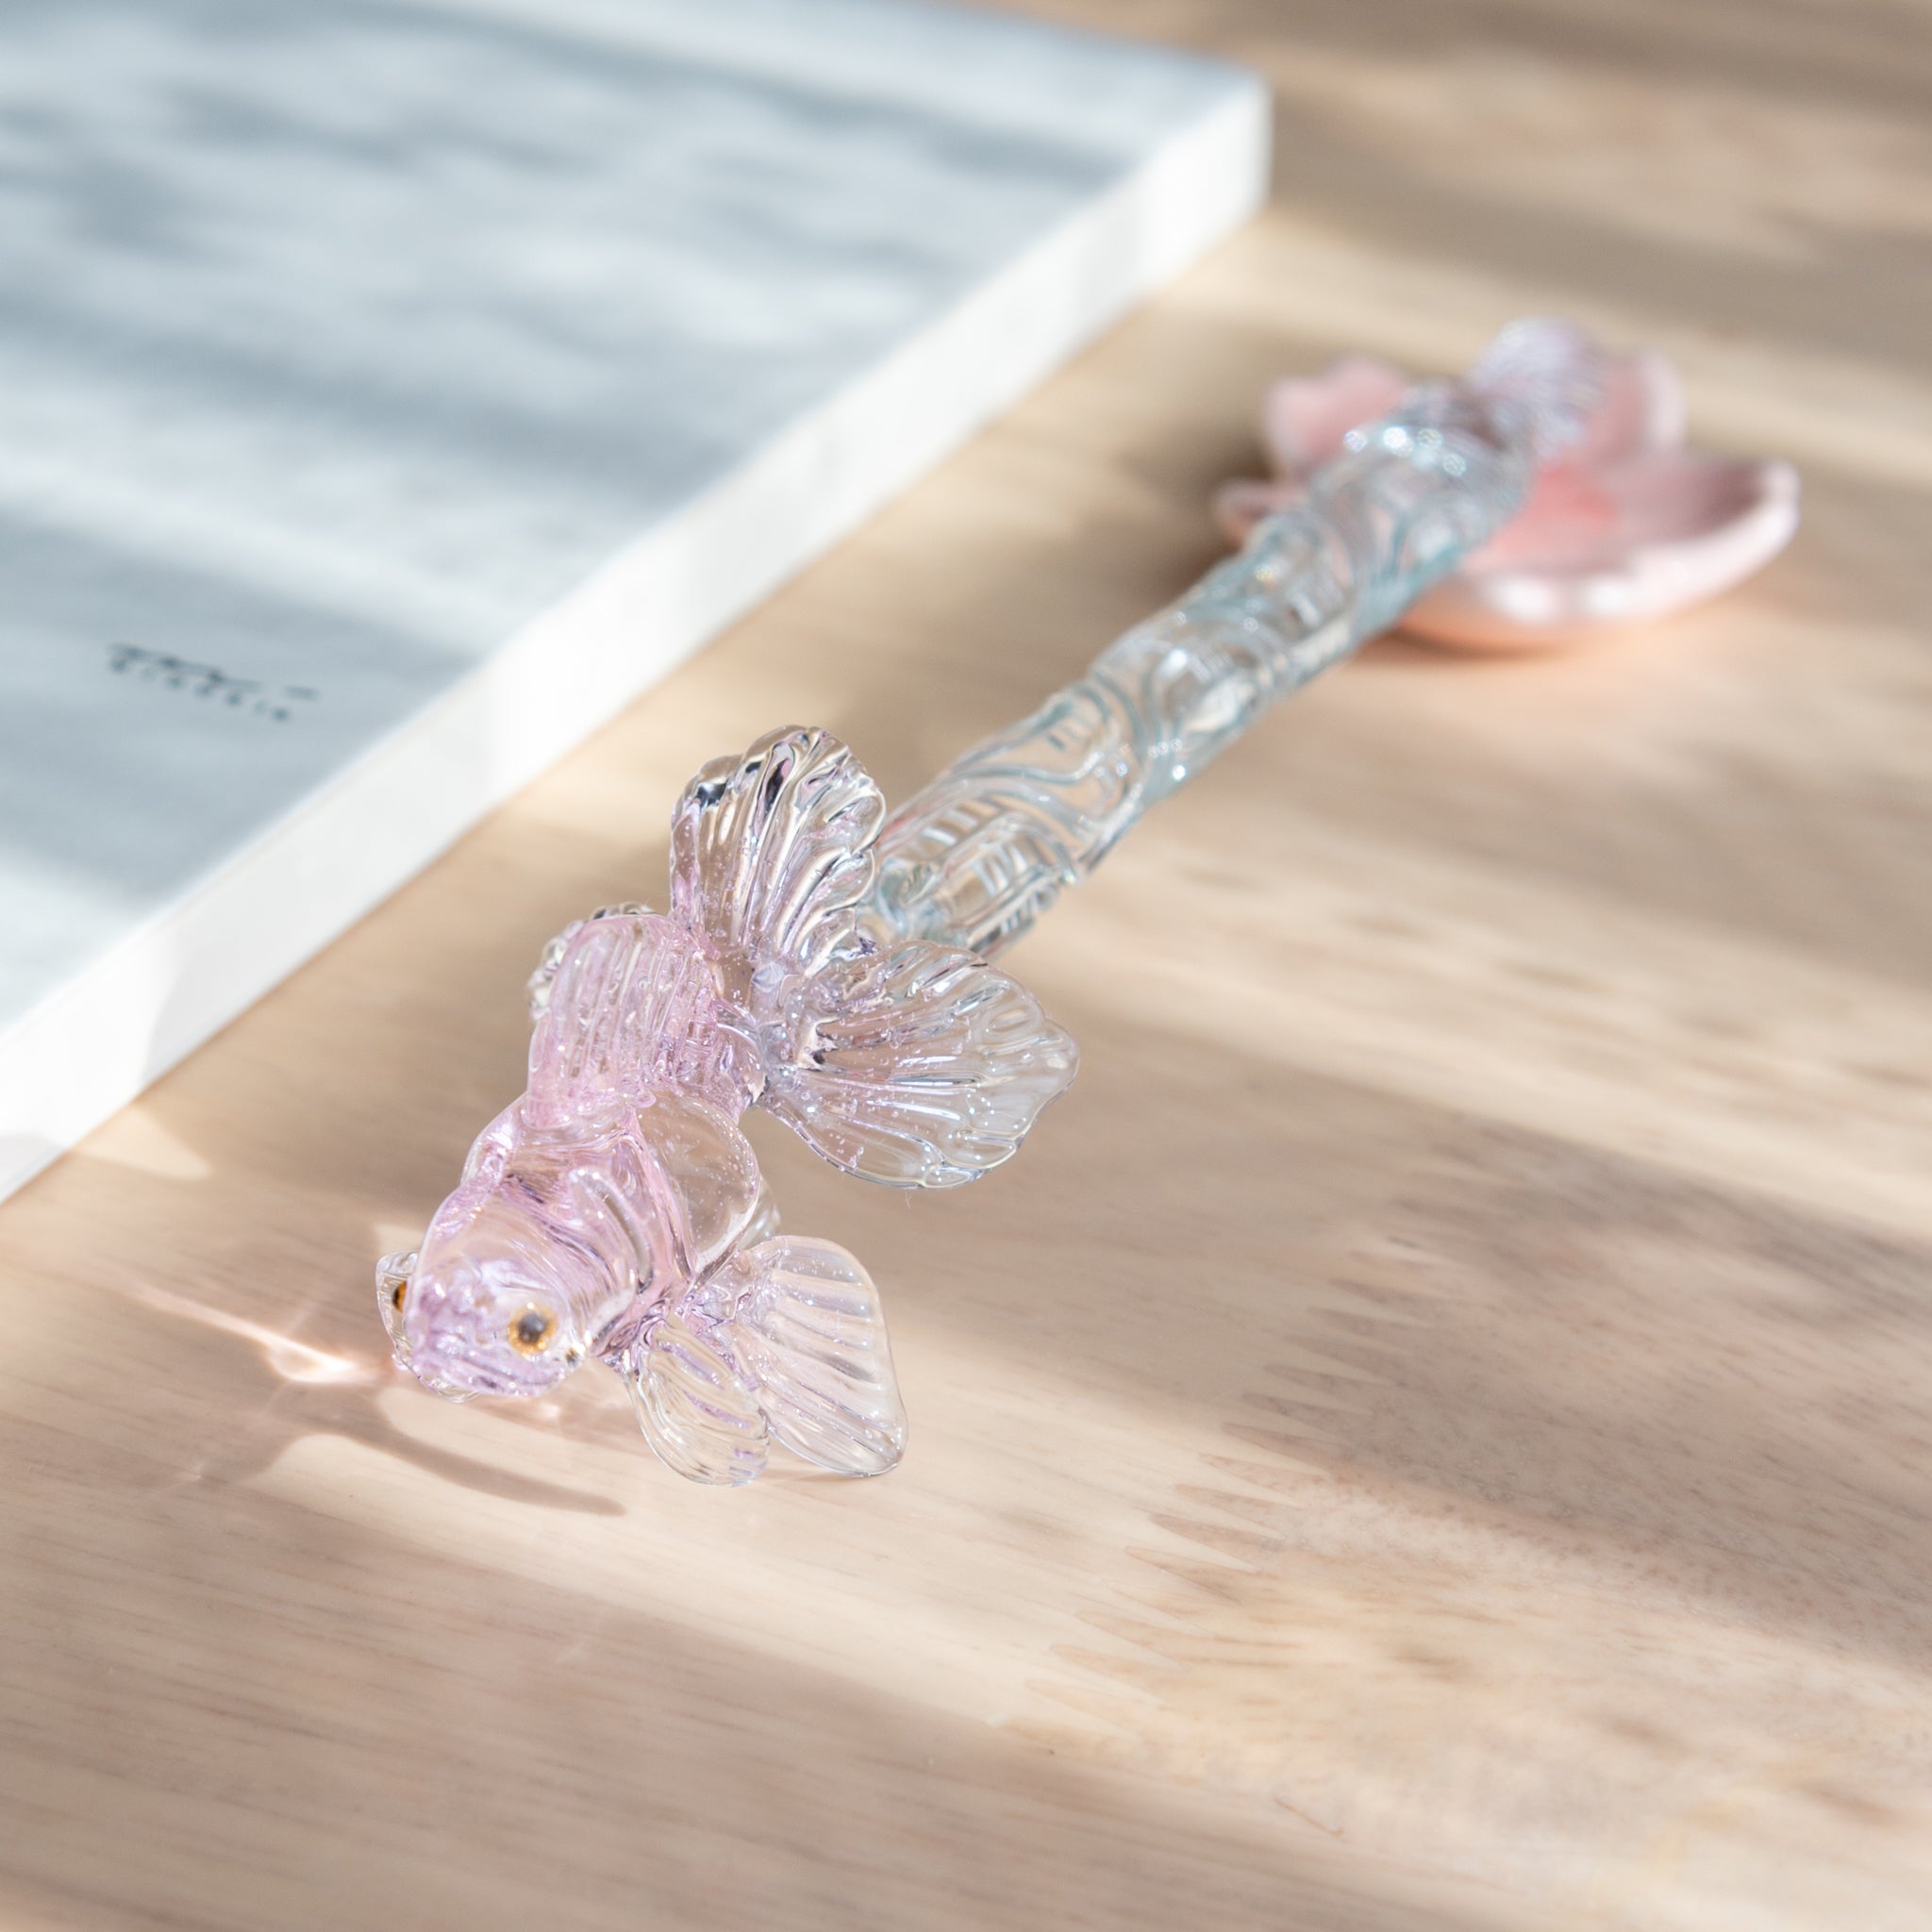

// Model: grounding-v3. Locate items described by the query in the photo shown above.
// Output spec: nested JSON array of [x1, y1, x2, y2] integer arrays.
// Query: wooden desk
[[4, 3, 1927, 1924]]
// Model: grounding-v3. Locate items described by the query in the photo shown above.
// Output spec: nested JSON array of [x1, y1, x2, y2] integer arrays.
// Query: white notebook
[[0, 0, 1266, 1201]]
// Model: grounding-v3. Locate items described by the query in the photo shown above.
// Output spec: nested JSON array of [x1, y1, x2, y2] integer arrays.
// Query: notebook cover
[[0, 0, 1268, 1198]]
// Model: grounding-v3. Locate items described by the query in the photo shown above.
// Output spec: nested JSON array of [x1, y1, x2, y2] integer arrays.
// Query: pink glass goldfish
[[377, 727, 1077, 1484]]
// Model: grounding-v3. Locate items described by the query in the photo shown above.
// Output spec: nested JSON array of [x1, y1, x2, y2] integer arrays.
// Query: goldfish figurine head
[[384, 1202, 595, 1401]]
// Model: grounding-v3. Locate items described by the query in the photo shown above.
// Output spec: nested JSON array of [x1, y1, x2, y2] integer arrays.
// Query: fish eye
[[507, 1304, 558, 1357], [390, 1277, 408, 1314]]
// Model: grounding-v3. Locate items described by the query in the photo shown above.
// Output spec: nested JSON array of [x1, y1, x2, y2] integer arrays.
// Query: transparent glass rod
[[862, 319, 1604, 961]]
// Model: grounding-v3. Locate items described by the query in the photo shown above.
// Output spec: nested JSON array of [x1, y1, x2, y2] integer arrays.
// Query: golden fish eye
[[508, 1304, 558, 1357], [390, 1277, 408, 1313]]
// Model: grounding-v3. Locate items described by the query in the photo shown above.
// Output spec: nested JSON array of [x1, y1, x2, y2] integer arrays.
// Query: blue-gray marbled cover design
[[0, 0, 1244, 1028]]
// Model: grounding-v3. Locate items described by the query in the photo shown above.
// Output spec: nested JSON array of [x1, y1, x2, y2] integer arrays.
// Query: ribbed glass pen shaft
[[861, 320, 1603, 960]]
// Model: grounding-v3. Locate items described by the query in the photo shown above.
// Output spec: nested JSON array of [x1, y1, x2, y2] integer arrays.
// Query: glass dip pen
[[376, 321, 1652, 1485]]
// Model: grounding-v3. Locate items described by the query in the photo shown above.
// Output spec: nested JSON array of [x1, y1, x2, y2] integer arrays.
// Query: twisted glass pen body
[[862, 320, 1603, 960]]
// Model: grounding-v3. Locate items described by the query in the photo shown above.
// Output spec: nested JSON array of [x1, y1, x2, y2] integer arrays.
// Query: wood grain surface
[[4, 1, 1928, 1926]]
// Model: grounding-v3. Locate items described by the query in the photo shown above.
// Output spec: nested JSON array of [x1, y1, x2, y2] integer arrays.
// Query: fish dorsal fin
[[663, 725, 1079, 1190], [526, 912, 755, 1120], [670, 726, 884, 1016]]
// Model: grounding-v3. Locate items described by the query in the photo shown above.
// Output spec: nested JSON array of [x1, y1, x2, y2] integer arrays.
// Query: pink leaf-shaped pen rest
[[1216, 346, 1798, 649]]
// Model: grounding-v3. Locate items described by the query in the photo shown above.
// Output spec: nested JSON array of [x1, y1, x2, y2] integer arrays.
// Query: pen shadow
[[96, 1265, 627, 1518], [105, 1264, 854, 1516]]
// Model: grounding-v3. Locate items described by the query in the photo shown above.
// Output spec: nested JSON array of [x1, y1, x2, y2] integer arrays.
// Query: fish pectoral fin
[[710, 1235, 908, 1478], [620, 1309, 768, 1486]]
